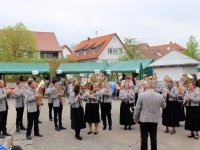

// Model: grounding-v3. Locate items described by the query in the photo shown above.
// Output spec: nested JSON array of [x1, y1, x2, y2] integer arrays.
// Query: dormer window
[[76, 51, 80, 56]]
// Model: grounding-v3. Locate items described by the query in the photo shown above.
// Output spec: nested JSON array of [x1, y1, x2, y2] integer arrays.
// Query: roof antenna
[[95, 30, 98, 37]]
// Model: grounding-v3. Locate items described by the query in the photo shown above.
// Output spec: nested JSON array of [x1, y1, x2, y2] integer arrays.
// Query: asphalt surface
[[1, 98, 200, 150]]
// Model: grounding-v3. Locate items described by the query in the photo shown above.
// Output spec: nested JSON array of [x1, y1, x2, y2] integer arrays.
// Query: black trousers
[[140, 122, 158, 150], [16, 107, 24, 128], [53, 104, 63, 128], [48, 103, 53, 119], [100, 103, 112, 127], [0, 110, 8, 134], [26, 111, 39, 136]]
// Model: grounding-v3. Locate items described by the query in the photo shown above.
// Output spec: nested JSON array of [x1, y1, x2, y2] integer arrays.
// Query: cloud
[[0, 0, 200, 48]]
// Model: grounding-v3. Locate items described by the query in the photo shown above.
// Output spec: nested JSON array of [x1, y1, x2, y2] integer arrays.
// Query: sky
[[0, 0, 200, 48]]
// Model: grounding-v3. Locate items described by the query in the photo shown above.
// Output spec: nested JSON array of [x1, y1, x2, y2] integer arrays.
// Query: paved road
[[2, 99, 200, 150]]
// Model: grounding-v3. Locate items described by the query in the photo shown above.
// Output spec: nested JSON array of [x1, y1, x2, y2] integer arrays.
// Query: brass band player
[[85, 85, 101, 135], [184, 81, 200, 139], [0, 80, 11, 138], [119, 80, 135, 130], [13, 81, 26, 132], [100, 82, 113, 130], [50, 80, 66, 131], [24, 80, 43, 140], [69, 84, 87, 140]]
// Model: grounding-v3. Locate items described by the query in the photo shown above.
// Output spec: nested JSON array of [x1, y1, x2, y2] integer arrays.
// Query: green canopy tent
[[103, 59, 154, 76], [0, 63, 50, 74], [0, 63, 50, 83], [57, 62, 108, 74]]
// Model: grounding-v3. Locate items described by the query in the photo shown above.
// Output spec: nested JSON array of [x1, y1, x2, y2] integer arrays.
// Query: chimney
[[170, 41, 173, 44], [88, 37, 90, 41]]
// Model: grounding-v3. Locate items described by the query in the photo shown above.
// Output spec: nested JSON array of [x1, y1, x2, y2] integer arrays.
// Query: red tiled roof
[[71, 33, 120, 61], [60, 45, 72, 53], [150, 42, 185, 51], [32, 31, 61, 52], [140, 42, 185, 60]]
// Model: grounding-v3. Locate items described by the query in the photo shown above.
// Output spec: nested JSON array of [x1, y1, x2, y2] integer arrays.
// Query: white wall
[[98, 35, 125, 62], [182, 66, 198, 75], [62, 47, 71, 58], [153, 66, 183, 81]]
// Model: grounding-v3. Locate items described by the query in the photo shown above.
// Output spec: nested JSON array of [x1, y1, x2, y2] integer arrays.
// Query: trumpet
[[5, 87, 17, 97]]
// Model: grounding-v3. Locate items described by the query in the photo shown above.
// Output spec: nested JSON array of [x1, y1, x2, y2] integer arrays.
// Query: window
[[108, 48, 113, 54], [108, 48, 122, 55], [83, 50, 87, 55], [76, 52, 80, 56], [41, 52, 58, 59]]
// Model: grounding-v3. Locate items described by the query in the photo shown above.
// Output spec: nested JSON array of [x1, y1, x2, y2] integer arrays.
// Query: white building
[[70, 33, 125, 63], [148, 51, 200, 81], [60, 45, 72, 58]]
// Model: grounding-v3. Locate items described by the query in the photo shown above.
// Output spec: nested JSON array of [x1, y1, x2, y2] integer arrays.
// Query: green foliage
[[183, 35, 200, 61], [119, 37, 144, 61], [0, 22, 37, 62]]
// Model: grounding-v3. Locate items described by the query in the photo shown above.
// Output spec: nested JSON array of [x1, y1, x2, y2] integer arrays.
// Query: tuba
[[182, 74, 194, 88], [35, 80, 45, 106]]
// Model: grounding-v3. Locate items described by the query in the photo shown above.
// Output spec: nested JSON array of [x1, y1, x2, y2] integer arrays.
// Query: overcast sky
[[0, 0, 199, 48]]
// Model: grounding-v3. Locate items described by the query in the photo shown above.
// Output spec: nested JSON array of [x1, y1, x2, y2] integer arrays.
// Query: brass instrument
[[56, 85, 66, 103], [35, 80, 45, 106], [183, 90, 190, 106], [5, 87, 17, 97], [182, 74, 194, 88]]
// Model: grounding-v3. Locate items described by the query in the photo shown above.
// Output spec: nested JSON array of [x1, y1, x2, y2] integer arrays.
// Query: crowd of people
[[0, 73, 200, 150]]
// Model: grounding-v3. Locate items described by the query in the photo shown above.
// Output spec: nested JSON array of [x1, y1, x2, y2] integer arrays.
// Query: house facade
[[60, 45, 72, 58], [71, 33, 125, 63], [32, 31, 62, 59]]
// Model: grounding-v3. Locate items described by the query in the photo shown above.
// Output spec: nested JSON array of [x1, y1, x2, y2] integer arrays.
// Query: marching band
[[0, 72, 200, 145]]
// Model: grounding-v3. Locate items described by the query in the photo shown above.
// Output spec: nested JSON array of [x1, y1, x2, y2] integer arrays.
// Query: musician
[[69, 84, 87, 140], [50, 80, 66, 131], [100, 82, 113, 130], [120, 76, 134, 90], [184, 81, 200, 139], [24, 80, 43, 140], [68, 79, 78, 95], [0, 80, 11, 138], [162, 77, 179, 134], [134, 81, 166, 150], [85, 85, 101, 135], [119, 80, 135, 130], [174, 81, 186, 122], [45, 82, 53, 121], [13, 81, 26, 132]]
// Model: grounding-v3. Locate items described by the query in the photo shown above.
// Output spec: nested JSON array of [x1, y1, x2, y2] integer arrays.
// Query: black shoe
[[49, 118, 53, 121], [87, 131, 92, 134], [103, 126, 106, 130], [20, 126, 26, 130], [3, 133, 11, 136], [59, 126, 66, 130], [94, 131, 98, 135], [109, 127, 112, 130], [16, 128, 20, 132], [75, 135, 82, 140], [55, 127, 61, 131], [38, 121, 42, 124], [128, 126, 132, 130], [124, 126, 127, 130], [0, 135, 5, 138], [26, 135, 32, 140], [34, 133, 43, 137]]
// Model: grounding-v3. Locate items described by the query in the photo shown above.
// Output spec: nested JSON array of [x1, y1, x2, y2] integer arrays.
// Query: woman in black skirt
[[69, 84, 87, 140], [174, 81, 186, 123], [162, 77, 179, 134], [85, 85, 101, 135], [184, 81, 200, 139], [119, 80, 135, 130]]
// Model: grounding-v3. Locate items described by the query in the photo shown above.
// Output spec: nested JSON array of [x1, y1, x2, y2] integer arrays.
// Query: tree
[[183, 35, 200, 61], [0, 23, 37, 62], [119, 37, 144, 61]]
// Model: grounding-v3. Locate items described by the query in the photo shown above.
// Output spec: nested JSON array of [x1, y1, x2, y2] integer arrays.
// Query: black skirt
[[120, 102, 135, 126], [178, 102, 185, 121], [85, 103, 100, 123], [185, 106, 200, 131], [162, 101, 179, 127], [71, 107, 86, 130]]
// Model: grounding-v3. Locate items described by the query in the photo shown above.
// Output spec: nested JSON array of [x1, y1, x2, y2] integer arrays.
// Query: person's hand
[[134, 119, 138, 124], [35, 93, 41, 99]]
